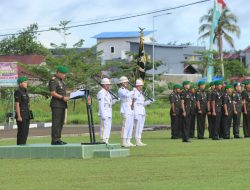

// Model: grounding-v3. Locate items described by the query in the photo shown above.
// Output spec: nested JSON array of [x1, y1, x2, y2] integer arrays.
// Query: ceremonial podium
[[0, 89, 130, 159]]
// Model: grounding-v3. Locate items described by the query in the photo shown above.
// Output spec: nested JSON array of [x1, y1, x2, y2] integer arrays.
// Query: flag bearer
[[132, 79, 153, 146]]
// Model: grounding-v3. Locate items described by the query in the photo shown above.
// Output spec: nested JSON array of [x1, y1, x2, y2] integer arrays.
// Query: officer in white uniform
[[118, 76, 135, 147], [133, 79, 153, 146], [97, 78, 117, 144]]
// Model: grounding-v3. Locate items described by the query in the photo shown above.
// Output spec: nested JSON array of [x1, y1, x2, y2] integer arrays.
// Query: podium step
[[93, 149, 130, 158], [0, 143, 129, 159]]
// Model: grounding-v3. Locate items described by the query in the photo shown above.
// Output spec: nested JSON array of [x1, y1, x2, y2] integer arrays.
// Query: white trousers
[[134, 114, 146, 139], [121, 114, 134, 139], [99, 117, 112, 141]]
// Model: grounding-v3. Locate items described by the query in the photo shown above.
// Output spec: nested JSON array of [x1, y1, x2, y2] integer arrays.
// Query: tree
[[0, 23, 50, 56], [199, 8, 241, 76]]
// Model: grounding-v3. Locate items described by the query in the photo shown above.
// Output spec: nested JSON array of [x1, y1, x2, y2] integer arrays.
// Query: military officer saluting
[[132, 79, 153, 146], [196, 81, 207, 139], [211, 80, 223, 140], [118, 76, 134, 147], [180, 80, 192, 142], [232, 82, 242, 138], [97, 78, 118, 144], [242, 80, 250, 137], [15, 76, 31, 145], [49, 66, 70, 145], [221, 85, 233, 139], [169, 84, 182, 139]]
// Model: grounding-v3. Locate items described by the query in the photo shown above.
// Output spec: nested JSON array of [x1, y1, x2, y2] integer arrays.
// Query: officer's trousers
[[212, 112, 221, 139], [233, 112, 241, 137], [207, 114, 213, 138], [121, 113, 134, 139], [17, 119, 30, 145], [99, 117, 112, 141], [197, 113, 206, 138], [170, 114, 181, 139], [181, 114, 191, 141], [51, 107, 65, 142], [190, 114, 196, 138], [221, 114, 232, 138], [134, 114, 145, 139], [243, 113, 250, 137]]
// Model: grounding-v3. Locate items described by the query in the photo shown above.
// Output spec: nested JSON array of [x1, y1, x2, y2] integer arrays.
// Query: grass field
[[1, 130, 250, 190]]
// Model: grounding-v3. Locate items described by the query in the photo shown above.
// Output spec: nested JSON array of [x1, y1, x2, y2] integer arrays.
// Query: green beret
[[209, 81, 215, 86], [225, 84, 233, 90], [174, 84, 182, 89], [182, 80, 190, 86], [214, 80, 222, 86], [17, 76, 28, 84], [245, 80, 250, 85], [57, 66, 69, 74], [190, 85, 196, 89], [198, 81, 205, 86]]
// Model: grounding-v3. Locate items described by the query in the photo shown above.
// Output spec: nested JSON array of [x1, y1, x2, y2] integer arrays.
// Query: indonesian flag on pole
[[212, 0, 226, 32]]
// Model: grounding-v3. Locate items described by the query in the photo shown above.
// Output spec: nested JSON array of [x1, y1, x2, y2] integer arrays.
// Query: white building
[[92, 31, 153, 61]]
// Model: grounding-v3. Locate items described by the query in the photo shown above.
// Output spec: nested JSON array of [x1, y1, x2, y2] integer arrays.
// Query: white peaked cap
[[101, 78, 111, 85], [136, 79, 144, 86], [119, 76, 129, 83]]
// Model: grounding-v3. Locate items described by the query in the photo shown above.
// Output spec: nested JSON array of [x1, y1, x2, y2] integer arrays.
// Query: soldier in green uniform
[[211, 80, 223, 140], [221, 85, 233, 139], [169, 84, 182, 139], [49, 66, 70, 145], [242, 80, 250, 137], [180, 81, 191, 142], [207, 81, 215, 138], [196, 81, 207, 139], [189, 84, 196, 138], [14, 76, 31, 145], [232, 82, 242, 138]]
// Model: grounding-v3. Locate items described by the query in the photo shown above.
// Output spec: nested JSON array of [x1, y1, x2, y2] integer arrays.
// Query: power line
[[0, 0, 210, 37]]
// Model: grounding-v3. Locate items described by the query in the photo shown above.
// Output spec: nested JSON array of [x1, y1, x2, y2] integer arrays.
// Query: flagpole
[[152, 16, 155, 99], [152, 12, 171, 98]]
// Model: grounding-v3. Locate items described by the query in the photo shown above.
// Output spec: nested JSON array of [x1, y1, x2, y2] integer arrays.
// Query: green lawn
[[0, 98, 170, 125], [1, 130, 250, 190]]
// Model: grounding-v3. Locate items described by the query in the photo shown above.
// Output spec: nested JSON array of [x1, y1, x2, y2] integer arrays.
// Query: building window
[[111, 47, 115, 53]]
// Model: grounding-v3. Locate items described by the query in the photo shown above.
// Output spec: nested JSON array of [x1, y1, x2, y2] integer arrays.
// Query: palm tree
[[198, 8, 241, 77]]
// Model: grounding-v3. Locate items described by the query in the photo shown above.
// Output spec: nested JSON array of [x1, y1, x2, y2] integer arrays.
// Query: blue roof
[[92, 31, 153, 39]]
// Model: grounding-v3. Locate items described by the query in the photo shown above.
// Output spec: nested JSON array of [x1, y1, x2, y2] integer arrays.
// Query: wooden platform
[[0, 143, 129, 159]]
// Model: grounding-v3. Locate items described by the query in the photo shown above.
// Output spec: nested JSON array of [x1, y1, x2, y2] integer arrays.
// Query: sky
[[0, 0, 249, 51]]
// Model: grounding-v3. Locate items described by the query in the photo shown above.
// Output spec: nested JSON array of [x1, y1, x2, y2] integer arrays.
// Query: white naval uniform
[[97, 88, 115, 143], [118, 87, 134, 141], [133, 88, 152, 141]]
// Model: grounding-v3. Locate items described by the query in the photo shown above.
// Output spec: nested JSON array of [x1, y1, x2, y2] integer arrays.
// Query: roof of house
[[244, 46, 250, 53], [0, 55, 45, 77], [92, 31, 153, 39]]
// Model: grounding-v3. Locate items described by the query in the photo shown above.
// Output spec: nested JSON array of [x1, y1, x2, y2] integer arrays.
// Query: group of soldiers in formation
[[169, 80, 250, 142], [14, 66, 153, 147], [14, 65, 250, 146]]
